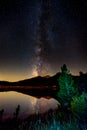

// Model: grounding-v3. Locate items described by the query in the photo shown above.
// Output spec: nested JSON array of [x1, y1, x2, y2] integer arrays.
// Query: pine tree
[[71, 92, 87, 120], [57, 64, 78, 107]]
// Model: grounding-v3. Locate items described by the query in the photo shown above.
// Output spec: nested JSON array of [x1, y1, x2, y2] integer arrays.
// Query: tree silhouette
[[0, 109, 4, 121], [14, 105, 20, 119], [57, 64, 78, 108]]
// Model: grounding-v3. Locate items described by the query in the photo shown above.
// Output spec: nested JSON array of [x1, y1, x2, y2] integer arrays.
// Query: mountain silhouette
[[0, 73, 60, 87], [0, 73, 60, 98], [0, 72, 87, 97]]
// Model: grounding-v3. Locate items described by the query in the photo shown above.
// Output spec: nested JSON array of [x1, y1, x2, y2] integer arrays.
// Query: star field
[[0, 0, 87, 81]]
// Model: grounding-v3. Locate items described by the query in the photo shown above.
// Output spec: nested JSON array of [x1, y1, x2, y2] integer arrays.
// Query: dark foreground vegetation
[[0, 109, 87, 130], [0, 64, 87, 129]]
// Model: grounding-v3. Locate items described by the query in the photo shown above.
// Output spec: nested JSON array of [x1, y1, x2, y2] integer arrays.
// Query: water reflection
[[0, 91, 59, 122], [0, 91, 37, 120]]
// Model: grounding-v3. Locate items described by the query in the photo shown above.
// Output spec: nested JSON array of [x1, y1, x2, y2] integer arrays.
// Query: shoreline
[[0, 85, 58, 98]]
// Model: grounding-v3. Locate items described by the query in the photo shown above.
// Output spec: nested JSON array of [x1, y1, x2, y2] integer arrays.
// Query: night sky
[[0, 0, 87, 81]]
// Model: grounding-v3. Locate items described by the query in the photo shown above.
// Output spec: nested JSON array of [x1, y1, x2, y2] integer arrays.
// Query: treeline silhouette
[[0, 71, 87, 96]]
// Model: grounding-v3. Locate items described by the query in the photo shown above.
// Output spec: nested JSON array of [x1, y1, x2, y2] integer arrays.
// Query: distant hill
[[0, 72, 87, 90], [0, 72, 87, 97], [0, 73, 60, 87], [0, 72, 87, 87], [0, 73, 60, 97]]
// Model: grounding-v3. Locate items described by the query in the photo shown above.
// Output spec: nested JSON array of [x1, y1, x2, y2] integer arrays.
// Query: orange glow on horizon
[[32, 68, 38, 77], [0, 67, 87, 82]]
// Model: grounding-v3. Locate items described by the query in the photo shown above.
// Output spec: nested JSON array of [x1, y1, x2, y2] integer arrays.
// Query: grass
[[17, 110, 87, 130], [0, 109, 87, 130]]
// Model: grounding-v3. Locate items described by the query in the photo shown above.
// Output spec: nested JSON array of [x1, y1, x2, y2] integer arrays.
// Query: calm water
[[0, 91, 59, 121], [0, 92, 86, 130], [0, 91, 37, 120]]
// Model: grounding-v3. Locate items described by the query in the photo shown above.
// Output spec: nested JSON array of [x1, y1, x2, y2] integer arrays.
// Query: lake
[[0, 91, 59, 121], [0, 91, 38, 121]]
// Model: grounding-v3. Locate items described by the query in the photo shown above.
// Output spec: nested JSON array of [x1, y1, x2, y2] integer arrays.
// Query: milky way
[[0, 0, 87, 81], [35, 0, 52, 76]]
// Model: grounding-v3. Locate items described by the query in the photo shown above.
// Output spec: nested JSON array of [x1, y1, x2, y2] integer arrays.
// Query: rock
[[35, 98, 50, 114], [48, 98, 60, 110], [35, 97, 60, 114]]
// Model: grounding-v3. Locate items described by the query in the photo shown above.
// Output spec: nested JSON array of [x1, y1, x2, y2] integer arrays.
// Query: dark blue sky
[[0, 0, 87, 81]]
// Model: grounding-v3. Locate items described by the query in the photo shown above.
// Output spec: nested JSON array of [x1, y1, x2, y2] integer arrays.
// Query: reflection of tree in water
[[13, 105, 20, 119], [0, 109, 4, 121]]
